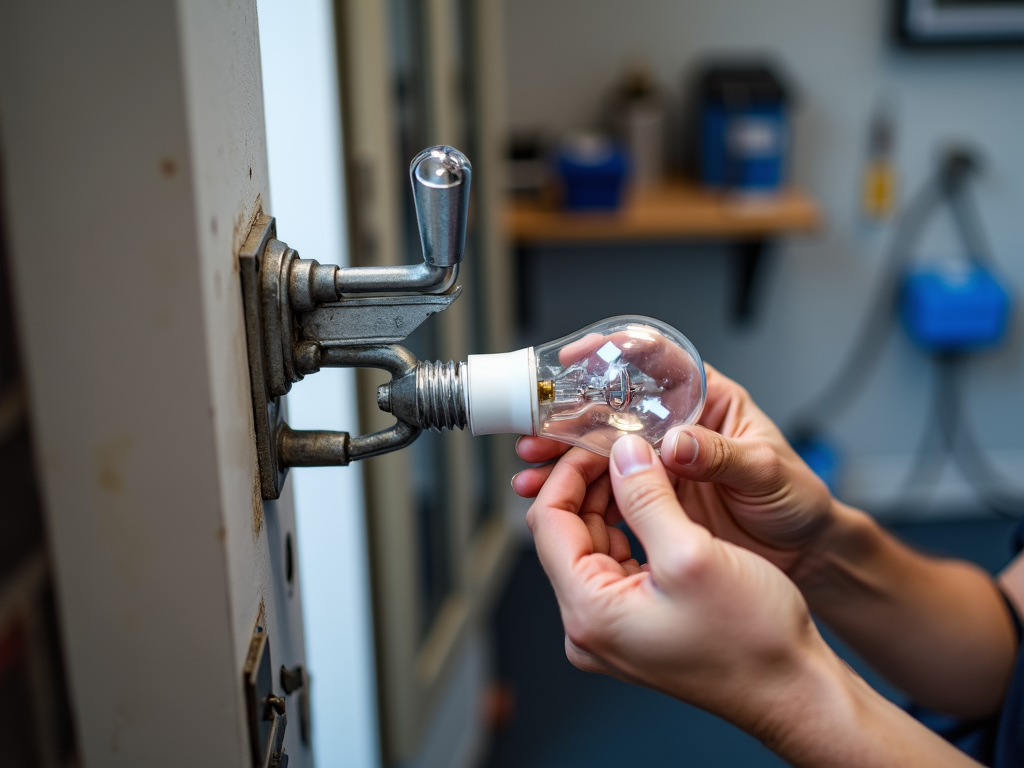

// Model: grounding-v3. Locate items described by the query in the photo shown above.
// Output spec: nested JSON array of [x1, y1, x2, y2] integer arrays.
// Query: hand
[[526, 434, 834, 737], [516, 363, 835, 580], [524, 435, 984, 768]]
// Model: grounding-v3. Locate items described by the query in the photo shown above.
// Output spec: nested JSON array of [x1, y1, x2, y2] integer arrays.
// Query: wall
[[258, 2, 380, 766], [503, 0, 1024, 515]]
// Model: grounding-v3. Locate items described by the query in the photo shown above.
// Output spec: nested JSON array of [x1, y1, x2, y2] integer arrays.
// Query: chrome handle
[[411, 146, 472, 268]]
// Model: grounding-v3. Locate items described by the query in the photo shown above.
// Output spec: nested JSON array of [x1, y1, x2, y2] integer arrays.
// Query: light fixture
[[379, 316, 706, 454]]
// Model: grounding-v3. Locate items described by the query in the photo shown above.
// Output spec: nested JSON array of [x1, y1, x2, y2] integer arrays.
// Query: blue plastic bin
[[697, 64, 790, 192], [556, 137, 629, 211], [901, 263, 1011, 352]]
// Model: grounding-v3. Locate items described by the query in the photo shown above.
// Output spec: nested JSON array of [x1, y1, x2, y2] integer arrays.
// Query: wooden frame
[[335, 0, 515, 761], [0, 2, 310, 765]]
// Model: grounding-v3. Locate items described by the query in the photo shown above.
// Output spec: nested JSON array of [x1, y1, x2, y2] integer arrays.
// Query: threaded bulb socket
[[416, 360, 468, 432]]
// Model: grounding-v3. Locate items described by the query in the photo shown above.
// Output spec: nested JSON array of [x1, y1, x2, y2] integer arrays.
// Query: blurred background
[[489, 3, 1024, 766], [2, 0, 1023, 766], [284, 1, 1024, 765]]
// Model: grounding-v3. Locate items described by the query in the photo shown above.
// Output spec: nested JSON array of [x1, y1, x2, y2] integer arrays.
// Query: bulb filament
[[539, 363, 639, 419]]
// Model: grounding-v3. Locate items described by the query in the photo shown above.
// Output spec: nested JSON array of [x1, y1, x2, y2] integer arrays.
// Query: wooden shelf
[[506, 180, 822, 244]]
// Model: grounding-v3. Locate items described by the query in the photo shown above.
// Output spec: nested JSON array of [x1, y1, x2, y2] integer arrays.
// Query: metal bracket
[[239, 146, 472, 499], [240, 215, 289, 499], [243, 620, 289, 768], [299, 287, 461, 348]]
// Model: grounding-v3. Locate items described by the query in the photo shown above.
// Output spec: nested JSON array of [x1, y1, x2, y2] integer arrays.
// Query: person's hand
[[523, 435, 987, 768], [526, 434, 839, 738], [516, 363, 836, 581]]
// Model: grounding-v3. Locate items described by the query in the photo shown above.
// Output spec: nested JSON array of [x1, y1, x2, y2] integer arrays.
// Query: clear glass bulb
[[464, 315, 706, 456]]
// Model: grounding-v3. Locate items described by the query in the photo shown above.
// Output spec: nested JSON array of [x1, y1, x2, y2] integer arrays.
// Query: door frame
[[0, 2, 310, 765]]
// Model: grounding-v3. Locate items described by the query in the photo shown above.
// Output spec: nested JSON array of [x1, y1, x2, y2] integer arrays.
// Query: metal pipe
[[278, 426, 350, 467], [349, 421, 421, 462], [277, 344, 424, 468], [333, 262, 458, 295], [331, 147, 468, 296], [317, 344, 418, 377], [276, 421, 422, 467]]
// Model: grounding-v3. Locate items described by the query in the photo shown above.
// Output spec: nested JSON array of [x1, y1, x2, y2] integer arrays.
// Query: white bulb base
[[465, 348, 537, 436]]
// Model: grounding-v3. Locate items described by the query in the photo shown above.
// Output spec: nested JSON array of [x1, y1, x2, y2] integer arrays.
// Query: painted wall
[[258, 2, 381, 766], [503, 0, 1024, 515]]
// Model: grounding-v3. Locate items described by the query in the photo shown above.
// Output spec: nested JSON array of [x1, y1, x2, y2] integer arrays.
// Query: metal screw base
[[416, 360, 469, 432]]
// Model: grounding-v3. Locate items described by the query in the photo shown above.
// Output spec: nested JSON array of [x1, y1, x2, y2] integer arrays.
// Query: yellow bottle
[[862, 103, 897, 221]]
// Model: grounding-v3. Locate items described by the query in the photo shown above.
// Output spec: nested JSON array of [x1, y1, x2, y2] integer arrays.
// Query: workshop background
[[487, 2, 1024, 766], [504, 0, 1024, 511]]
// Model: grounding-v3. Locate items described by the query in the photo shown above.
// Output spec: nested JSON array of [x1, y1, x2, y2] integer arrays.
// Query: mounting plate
[[240, 214, 289, 500]]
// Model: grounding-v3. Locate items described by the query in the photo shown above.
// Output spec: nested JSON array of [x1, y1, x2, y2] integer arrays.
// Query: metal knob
[[410, 146, 472, 268]]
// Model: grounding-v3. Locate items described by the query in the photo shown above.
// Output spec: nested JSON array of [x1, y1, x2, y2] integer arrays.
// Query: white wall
[[258, 2, 381, 766], [504, 0, 1024, 515]]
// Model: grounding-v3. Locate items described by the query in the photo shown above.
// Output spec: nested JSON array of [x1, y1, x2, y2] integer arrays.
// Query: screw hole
[[285, 532, 294, 585]]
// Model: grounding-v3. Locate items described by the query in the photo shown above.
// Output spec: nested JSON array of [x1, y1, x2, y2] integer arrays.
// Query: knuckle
[[563, 611, 597, 652], [704, 434, 732, 480], [661, 537, 711, 583], [750, 439, 784, 485], [525, 504, 539, 533]]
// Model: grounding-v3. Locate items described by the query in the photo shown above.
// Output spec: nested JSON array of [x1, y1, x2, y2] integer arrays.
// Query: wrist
[[752, 636, 983, 768], [789, 499, 878, 598], [729, 629, 866, 763]]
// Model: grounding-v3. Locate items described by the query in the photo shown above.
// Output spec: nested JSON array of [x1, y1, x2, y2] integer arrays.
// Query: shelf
[[506, 180, 822, 244]]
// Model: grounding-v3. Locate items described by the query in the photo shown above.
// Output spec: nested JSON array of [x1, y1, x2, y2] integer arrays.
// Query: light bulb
[[463, 316, 706, 455]]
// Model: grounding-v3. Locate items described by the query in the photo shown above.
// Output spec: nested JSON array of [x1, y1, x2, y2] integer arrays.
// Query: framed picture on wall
[[896, 0, 1024, 45]]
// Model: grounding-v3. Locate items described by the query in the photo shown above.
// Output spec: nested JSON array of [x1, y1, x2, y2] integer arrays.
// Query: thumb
[[661, 424, 778, 492], [609, 435, 697, 566]]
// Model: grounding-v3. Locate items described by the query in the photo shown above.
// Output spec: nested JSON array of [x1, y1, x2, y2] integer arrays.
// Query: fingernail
[[510, 472, 521, 490], [612, 435, 652, 476], [672, 430, 699, 465]]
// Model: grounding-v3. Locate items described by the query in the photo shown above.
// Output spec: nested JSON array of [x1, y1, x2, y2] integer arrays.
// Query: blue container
[[901, 263, 1012, 352], [697, 65, 790, 192], [556, 136, 629, 211]]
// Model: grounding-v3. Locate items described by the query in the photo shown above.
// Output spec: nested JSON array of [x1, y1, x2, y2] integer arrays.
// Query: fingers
[[513, 436, 585, 498], [621, 558, 642, 576], [609, 435, 700, 568], [522, 467, 629, 560], [581, 513, 610, 555], [608, 526, 632, 563], [661, 424, 780, 493], [527, 448, 617, 589], [697, 362, 748, 432], [516, 435, 571, 464], [512, 464, 554, 498], [578, 471, 614, 556], [557, 333, 605, 367], [580, 471, 612, 516]]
